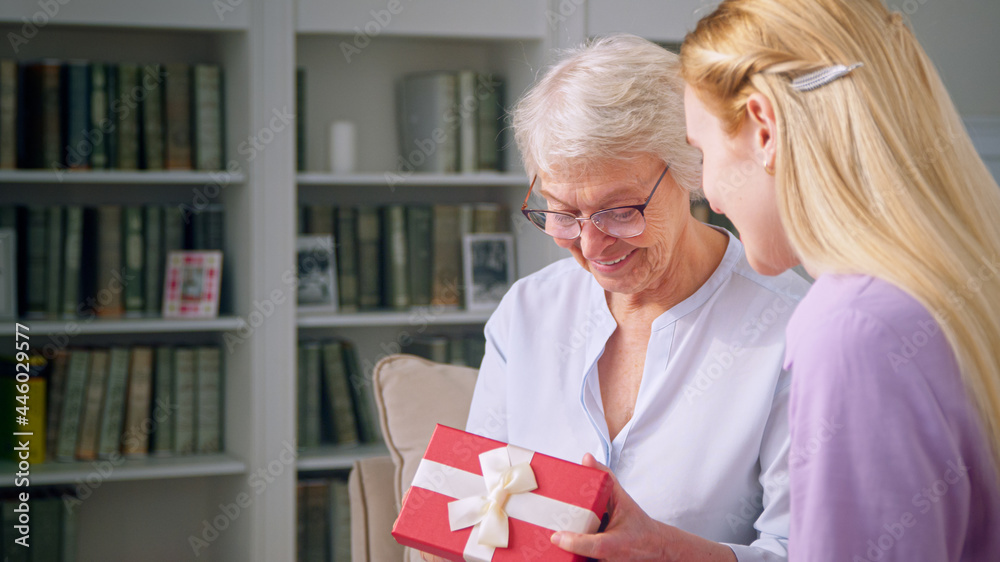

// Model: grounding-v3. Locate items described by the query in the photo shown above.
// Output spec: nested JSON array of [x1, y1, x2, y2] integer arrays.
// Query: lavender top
[[785, 274, 1000, 561]]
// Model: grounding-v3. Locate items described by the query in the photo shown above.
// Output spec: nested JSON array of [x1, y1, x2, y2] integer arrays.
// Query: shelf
[[296, 172, 529, 188], [0, 170, 246, 186], [0, 316, 246, 336], [0, 1, 248, 31], [297, 443, 389, 472], [297, 308, 494, 328], [0, 453, 246, 487]]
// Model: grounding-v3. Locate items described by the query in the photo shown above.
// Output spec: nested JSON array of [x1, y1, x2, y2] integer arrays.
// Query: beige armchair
[[349, 354, 479, 562]]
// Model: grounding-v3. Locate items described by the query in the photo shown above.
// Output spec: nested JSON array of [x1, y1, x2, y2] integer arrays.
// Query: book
[[97, 347, 131, 458], [397, 72, 458, 173], [144, 205, 163, 315], [195, 346, 222, 454], [2, 500, 27, 562], [55, 350, 90, 461], [116, 63, 140, 170], [61, 206, 84, 318], [90, 63, 109, 169], [45, 206, 64, 318], [152, 346, 174, 456], [61, 494, 78, 562], [25, 207, 47, 317], [342, 340, 379, 444], [95, 205, 124, 317], [172, 347, 196, 455], [334, 207, 358, 311], [356, 207, 382, 309], [303, 480, 330, 562], [329, 478, 352, 561], [193, 64, 223, 170], [381, 205, 409, 309], [457, 70, 478, 173], [0, 369, 46, 464], [24, 60, 62, 169], [473, 203, 503, 233], [431, 205, 461, 307], [320, 341, 359, 445], [296, 67, 306, 172], [306, 205, 334, 235], [63, 60, 91, 170], [76, 349, 109, 460], [406, 205, 433, 307], [477, 74, 504, 171], [297, 483, 307, 562], [0, 227, 14, 320], [163, 205, 186, 253], [141, 64, 165, 170], [105, 64, 119, 169], [31, 496, 63, 562], [297, 235, 338, 307], [299, 342, 321, 449], [44, 350, 69, 462], [122, 206, 145, 315], [122, 346, 154, 457], [0, 59, 16, 169], [164, 63, 192, 170]]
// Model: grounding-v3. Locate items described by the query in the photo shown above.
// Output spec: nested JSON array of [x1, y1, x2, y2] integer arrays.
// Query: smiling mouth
[[594, 251, 633, 266]]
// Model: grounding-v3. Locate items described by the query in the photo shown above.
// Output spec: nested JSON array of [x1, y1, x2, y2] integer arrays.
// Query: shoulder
[[728, 244, 812, 304]]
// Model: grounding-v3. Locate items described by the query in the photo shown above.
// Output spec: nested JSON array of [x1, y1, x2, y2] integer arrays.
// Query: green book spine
[[97, 347, 130, 458], [321, 341, 359, 445], [76, 350, 109, 461], [55, 350, 90, 461], [406, 205, 433, 306], [61, 206, 84, 317], [163, 205, 186, 252], [477, 74, 504, 171], [473, 202, 502, 233], [122, 346, 153, 457], [193, 64, 223, 170], [342, 340, 378, 443], [44, 350, 69, 461], [173, 347, 196, 455], [143, 206, 163, 315], [457, 70, 478, 173], [356, 207, 382, 309], [195, 346, 222, 454], [330, 479, 352, 561], [0, 59, 16, 169], [335, 207, 358, 311], [152, 346, 174, 456], [3, 500, 29, 562], [39, 61, 62, 169], [116, 64, 140, 169], [304, 480, 330, 562], [89, 63, 108, 169], [141, 64, 165, 170], [431, 205, 461, 307], [105, 64, 119, 169], [381, 205, 409, 309], [96, 205, 123, 317], [164, 63, 192, 170], [306, 205, 334, 235], [45, 206, 64, 318], [63, 60, 91, 170], [61, 496, 78, 562], [122, 206, 145, 314], [31, 496, 63, 562], [25, 207, 47, 317], [296, 67, 306, 172], [302, 343, 321, 448]]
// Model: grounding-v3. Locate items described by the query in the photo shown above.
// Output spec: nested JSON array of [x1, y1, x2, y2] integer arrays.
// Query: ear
[[745, 92, 778, 168]]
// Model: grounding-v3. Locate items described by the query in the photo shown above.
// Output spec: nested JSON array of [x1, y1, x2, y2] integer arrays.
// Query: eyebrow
[[537, 186, 644, 210]]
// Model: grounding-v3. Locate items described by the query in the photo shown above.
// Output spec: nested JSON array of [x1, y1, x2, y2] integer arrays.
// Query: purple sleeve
[[788, 309, 969, 561]]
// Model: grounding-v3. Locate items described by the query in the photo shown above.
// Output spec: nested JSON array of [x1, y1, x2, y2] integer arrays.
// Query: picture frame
[[296, 235, 339, 310], [462, 233, 515, 311], [0, 228, 15, 320], [162, 250, 223, 319]]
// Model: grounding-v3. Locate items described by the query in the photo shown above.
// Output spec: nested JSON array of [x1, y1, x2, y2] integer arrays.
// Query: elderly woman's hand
[[419, 552, 445, 562], [550, 454, 738, 562]]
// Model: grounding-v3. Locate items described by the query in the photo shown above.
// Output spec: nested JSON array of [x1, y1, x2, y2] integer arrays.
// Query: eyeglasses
[[520, 165, 669, 240]]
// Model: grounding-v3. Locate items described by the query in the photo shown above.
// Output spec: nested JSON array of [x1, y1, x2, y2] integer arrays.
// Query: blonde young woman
[[658, 0, 1000, 560]]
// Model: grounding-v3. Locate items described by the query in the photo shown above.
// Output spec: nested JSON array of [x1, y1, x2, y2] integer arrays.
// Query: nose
[[578, 220, 616, 258]]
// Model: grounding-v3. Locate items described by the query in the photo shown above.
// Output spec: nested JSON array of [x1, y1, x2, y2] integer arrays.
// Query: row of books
[[0, 204, 224, 319], [297, 477, 351, 562], [297, 339, 378, 449], [0, 345, 223, 464], [402, 333, 487, 369], [297, 203, 508, 311], [0, 59, 224, 171], [397, 71, 506, 173], [1, 489, 77, 562]]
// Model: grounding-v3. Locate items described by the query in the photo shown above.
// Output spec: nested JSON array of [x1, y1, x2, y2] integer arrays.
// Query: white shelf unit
[[0, 454, 247, 487], [0, 317, 246, 336], [297, 443, 390, 472], [0, 169, 246, 185]]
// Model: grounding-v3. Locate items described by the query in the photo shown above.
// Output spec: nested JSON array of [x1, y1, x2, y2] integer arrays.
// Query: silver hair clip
[[790, 62, 864, 92]]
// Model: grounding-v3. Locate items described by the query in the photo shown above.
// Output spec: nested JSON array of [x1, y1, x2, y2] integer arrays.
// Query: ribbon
[[410, 445, 602, 562]]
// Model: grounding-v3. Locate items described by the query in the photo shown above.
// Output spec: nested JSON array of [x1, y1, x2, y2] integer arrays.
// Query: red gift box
[[392, 424, 612, 562]]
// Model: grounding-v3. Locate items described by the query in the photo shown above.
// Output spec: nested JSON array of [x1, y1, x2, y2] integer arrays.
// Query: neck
[[606, 219, 729, 324]]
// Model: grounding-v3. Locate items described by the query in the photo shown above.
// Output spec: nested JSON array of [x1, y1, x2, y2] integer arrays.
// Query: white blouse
[[466, 231, 810, 562]]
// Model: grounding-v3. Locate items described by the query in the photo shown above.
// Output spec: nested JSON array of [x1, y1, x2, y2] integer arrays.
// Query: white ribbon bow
[[447, 447, 538, 548]]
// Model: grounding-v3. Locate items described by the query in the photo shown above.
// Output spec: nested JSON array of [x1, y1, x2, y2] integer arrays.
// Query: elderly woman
[[457, 34, 810, 561]]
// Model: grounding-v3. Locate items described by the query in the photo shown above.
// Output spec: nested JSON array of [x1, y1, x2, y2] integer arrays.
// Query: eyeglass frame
[[520, 164, 670, 240]]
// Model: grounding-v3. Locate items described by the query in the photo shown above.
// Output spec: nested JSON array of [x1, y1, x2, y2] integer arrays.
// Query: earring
[[763, 158, 775, 176]]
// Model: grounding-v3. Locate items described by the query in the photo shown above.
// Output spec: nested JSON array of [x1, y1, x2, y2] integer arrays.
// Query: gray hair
[[511, 34, 702, 197]]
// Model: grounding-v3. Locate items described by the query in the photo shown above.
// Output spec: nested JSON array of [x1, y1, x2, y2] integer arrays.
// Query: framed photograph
[[296, 235, 338, 309], [462, 233, 516, 311], [0, 228, 15, 320], [163, 250, 223, 318]]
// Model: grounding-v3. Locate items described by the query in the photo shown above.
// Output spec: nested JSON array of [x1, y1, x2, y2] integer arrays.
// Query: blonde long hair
[[681, 0, 1000, 474]]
